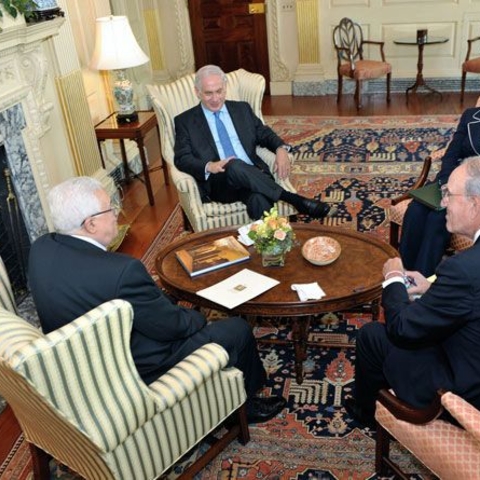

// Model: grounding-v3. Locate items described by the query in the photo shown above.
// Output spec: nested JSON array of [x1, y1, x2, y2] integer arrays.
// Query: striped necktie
[[214, 111, 237, 158]]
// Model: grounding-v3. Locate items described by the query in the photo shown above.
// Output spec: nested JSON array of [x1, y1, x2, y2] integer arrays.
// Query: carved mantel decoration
[[0, 16, 65, 241]]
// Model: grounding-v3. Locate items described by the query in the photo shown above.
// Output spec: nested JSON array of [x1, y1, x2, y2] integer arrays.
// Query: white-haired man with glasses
[[345, 156, 480, 428], [28, 176, 286, 424]]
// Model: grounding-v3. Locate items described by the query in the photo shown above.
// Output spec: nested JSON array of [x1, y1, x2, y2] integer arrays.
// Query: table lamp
[[90, 15, 149, 124]]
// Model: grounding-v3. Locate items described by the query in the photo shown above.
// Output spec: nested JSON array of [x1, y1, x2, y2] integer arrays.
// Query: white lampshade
[[90, 15, 149, 71]]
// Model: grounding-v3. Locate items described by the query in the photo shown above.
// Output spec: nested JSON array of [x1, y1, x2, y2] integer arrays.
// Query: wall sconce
[[90, 15, 149, 124]]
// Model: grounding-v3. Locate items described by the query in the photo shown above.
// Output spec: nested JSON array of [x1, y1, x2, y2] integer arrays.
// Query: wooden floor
[[0, 91, 477, 467]]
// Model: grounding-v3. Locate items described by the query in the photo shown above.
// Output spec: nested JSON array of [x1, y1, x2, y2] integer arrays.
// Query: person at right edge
[[345, 156, 480, 428], [399, 107, 480, 277]]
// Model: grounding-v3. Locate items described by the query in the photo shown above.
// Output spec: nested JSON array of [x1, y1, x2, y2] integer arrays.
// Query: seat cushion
[[463, 57, 480, 73], [339, 60, 392, 80]]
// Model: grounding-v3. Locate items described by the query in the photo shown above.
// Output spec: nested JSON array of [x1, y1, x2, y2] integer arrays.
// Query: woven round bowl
[[302, 236, 341, 266]]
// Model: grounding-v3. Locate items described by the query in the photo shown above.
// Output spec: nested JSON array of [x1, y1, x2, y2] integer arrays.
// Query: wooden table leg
[[133, 137, 155, 206], [291, 316, 311, 385]]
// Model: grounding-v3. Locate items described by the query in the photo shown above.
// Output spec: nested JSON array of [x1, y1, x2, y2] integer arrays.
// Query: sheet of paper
[[196, 268, 280, 309]]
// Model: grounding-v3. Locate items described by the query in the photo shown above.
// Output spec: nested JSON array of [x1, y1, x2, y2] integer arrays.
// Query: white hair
[[194, 64, 227, 90], [47, 177, 104, 234]]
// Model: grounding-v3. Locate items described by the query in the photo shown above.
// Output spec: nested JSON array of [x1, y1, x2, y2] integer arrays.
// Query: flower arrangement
[[248, 206, 295, 255]]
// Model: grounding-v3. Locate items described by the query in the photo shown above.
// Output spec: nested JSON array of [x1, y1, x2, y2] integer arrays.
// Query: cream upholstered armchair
[[375, 388, 480, 479], [146, 68, 297, 232], [0, 256, 17, 313], [0, 299, 249, 479]]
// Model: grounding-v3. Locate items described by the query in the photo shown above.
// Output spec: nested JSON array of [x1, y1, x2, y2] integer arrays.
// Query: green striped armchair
[[146, 68, 297, 232], [0, 299, 249, 479]]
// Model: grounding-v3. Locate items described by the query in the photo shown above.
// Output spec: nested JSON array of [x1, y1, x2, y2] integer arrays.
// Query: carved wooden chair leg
[[389, 221, 400, 250], [375, 422, 391, 476], [386, 72, 391, 102], [461, 71, 467, 103], [355, 80, 361, 110]]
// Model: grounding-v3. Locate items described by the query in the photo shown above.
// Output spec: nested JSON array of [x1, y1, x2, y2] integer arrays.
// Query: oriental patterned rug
[[270, 114, 458, 244], [3, 115, 457, 480]]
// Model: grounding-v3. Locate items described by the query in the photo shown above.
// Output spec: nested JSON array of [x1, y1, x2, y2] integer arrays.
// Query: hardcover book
[[175, 235, 250, 277]]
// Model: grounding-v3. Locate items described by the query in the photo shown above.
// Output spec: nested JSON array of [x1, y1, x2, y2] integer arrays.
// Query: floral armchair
[[0, 299, 249, 479], [375, 388, 480, 479], [146, 68, 297, 232]]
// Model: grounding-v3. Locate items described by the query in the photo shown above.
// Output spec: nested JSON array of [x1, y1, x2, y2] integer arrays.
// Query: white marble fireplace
[[0, 17, 69, 241]]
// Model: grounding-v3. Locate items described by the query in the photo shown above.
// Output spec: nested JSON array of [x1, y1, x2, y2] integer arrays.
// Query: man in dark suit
[[28, 176, 286, 423], [174, 64, 334, 220], [400, 107, 480, 277], [346, 156, 480, 427]]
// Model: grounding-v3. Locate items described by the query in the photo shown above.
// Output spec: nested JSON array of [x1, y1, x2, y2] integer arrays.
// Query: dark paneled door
[[188, 0, 270, 93]]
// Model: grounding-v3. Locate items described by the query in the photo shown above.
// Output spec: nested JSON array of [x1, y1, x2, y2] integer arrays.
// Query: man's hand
[[206, 159, 232, 174], [382, 257, 405, 279], [404, 270, 431, 296], [274, 148, 291, 180]]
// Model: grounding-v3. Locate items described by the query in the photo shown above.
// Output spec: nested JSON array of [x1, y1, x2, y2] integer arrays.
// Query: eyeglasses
[[81, 202, 121, 227], [440, 185, 468, 200]]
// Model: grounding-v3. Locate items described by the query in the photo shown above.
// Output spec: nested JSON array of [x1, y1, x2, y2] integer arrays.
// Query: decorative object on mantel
[[90, 15, 150, 124], [248, 206, 296, 267], [27, 0, 64, 22], [0, 0, 63, 31], [0, 0, 35, 19]]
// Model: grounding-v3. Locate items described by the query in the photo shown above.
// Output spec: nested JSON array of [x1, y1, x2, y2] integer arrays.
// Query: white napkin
[[237, 220, 262, 246], [291, 282, 326, 301]]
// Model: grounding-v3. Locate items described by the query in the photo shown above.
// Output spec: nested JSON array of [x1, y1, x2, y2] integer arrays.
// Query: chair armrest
[[362, 40, 387, 62], [257, 147, 297, 193], [391, 156, 432, 206], [441, 391, 480, 443], [148, 343, 230, 411], [466, 36, 480, 62], [377, 389, 443, 425]]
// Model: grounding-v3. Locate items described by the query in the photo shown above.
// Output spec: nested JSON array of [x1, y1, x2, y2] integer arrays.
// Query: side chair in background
[[461, 36, 480, 103], [375, 388, 480, 479], [0, 298, 249, 479], [146, 68, 298, 232], [333, 17, 392, 110]]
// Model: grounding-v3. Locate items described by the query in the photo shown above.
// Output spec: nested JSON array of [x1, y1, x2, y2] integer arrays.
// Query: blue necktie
[[214, 111, 237, 158]]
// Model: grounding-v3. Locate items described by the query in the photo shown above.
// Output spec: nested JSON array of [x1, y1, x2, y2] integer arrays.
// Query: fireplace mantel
[[0, 17, 66, 241]]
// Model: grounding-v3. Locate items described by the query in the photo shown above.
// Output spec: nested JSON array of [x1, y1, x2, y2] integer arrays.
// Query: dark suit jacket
[[381, 239, 480, 409], [436, 107, 480, 184], [28, 233, 209, 384], [174, 100, 284, 200]]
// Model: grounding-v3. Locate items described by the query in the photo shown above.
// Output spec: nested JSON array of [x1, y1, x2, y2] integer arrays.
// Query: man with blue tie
[[174, 64, 334, 220]]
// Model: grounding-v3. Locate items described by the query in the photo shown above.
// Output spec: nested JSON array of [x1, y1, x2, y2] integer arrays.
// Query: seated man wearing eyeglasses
[[28, 176, 286, 424], [345, 156, 480, 428]]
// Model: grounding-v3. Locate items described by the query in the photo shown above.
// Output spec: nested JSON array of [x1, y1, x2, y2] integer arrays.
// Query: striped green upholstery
[[0, 256, 17, 314], [146, 68, 297, 232], [0, 299, 247, 479]]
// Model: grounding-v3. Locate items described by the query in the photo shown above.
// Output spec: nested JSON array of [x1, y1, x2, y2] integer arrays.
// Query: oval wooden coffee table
[[156, 223, 397, 383]]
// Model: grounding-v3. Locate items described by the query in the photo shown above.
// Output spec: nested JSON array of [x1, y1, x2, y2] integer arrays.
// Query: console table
[[155, 224, 397, 383], [95, 110, 169, 206], [393, 36, 449, 99]]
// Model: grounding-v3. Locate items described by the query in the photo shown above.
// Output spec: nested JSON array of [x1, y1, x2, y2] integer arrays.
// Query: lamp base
[[116, 112, 139, 124]]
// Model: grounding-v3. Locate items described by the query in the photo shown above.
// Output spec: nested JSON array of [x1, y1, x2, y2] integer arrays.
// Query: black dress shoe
[[344, 398, 376, 429], [299, 198, 335, 219], [246, 395, 287, 424]]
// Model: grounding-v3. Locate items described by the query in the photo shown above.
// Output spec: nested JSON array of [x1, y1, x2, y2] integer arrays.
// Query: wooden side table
[[94, 110, 169, 206], [393, 36, 449, 100]]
